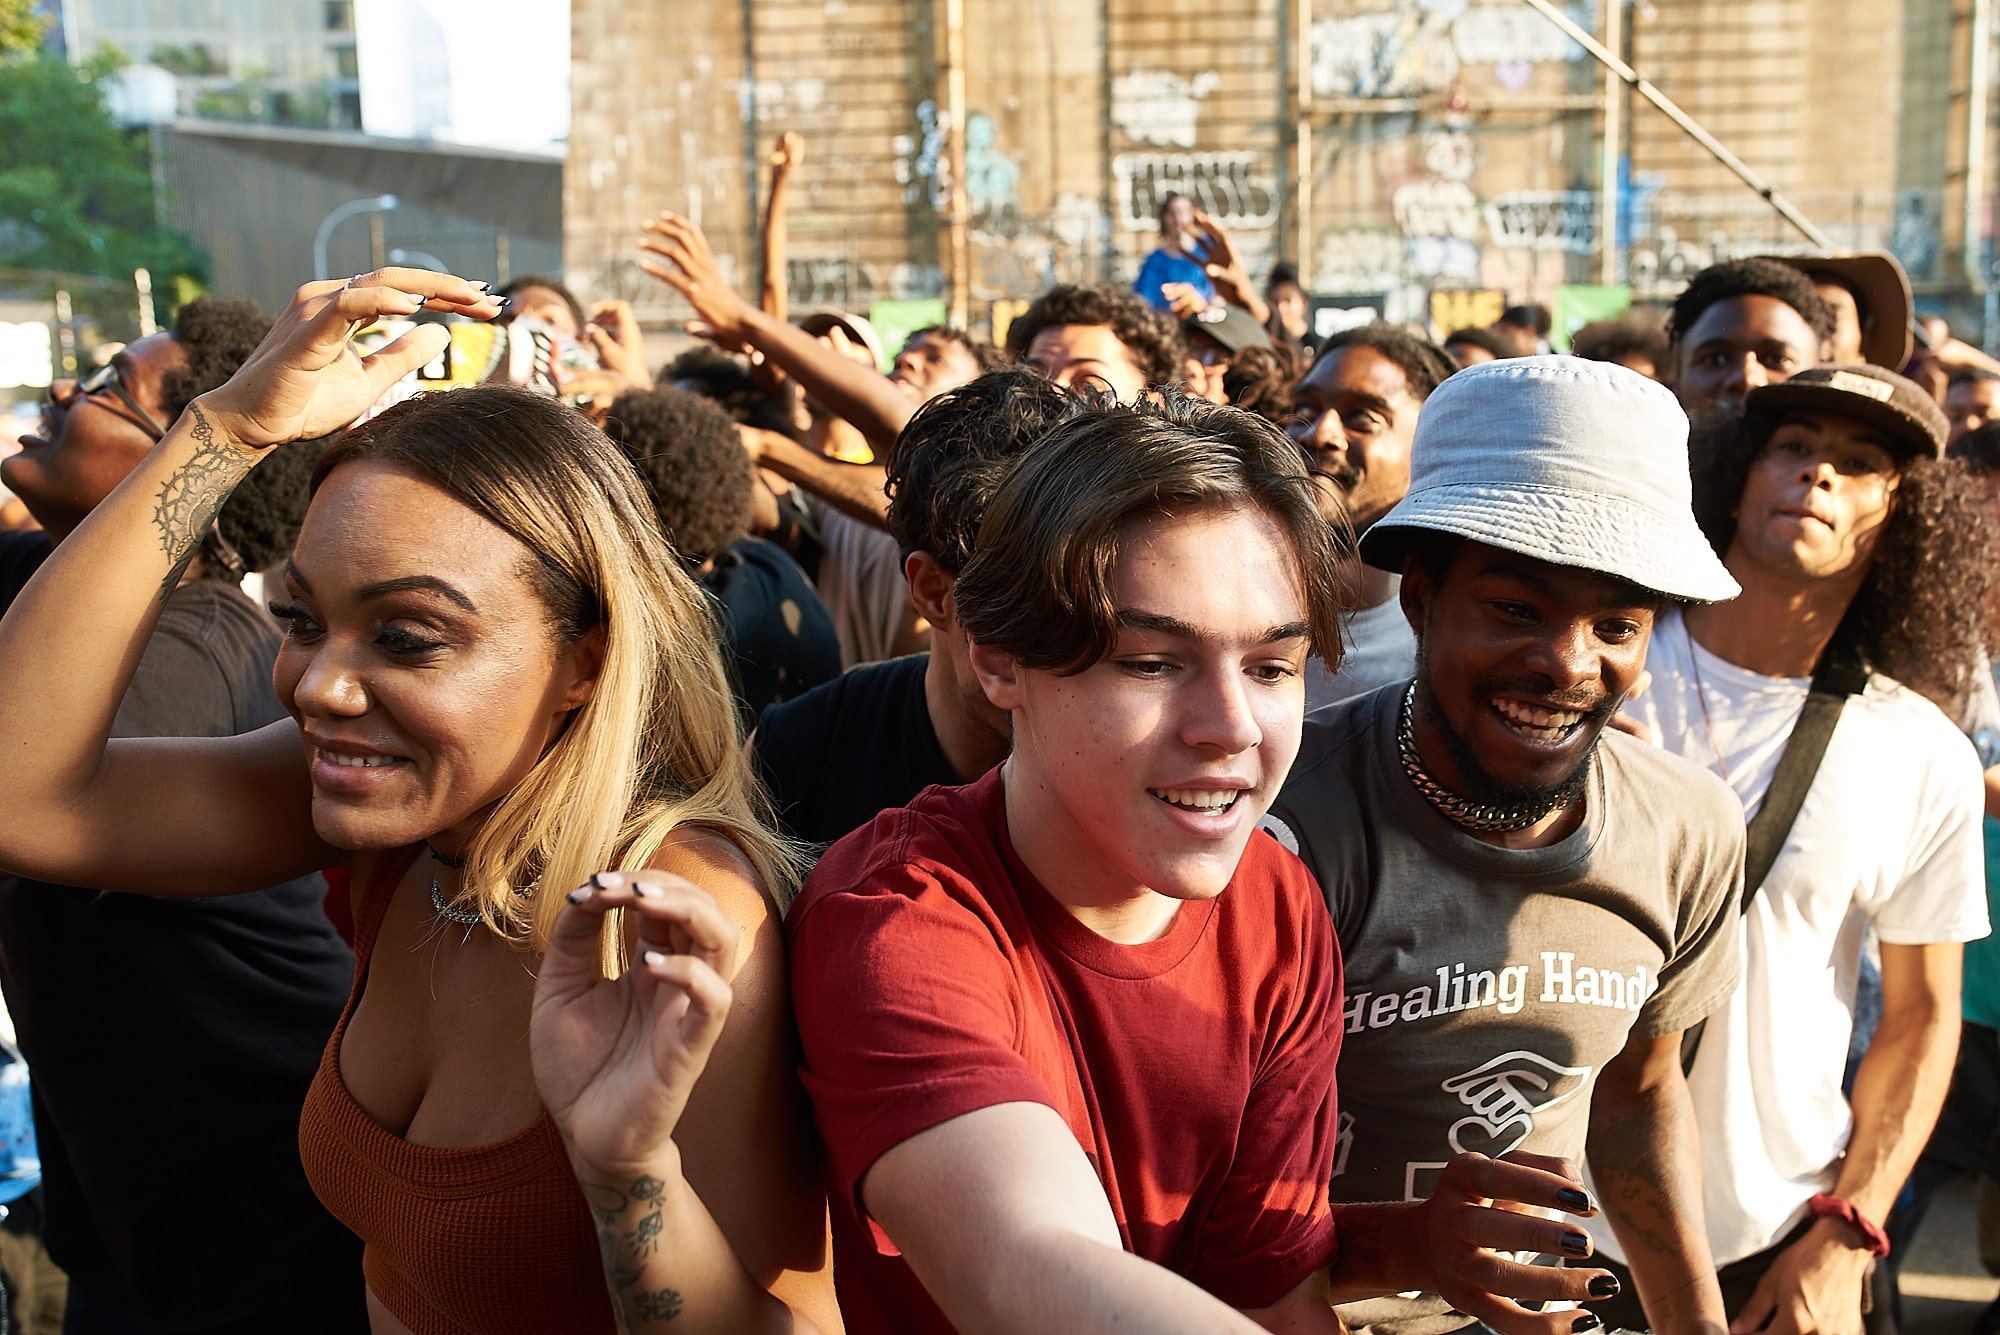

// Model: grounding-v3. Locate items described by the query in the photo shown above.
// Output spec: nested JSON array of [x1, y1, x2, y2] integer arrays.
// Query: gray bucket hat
[[1358, 355, 1741, 603]]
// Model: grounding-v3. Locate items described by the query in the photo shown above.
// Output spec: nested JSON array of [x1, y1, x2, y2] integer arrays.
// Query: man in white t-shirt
[[1592, 365, 1994, 1335], [1284, 323, 1459, 711]]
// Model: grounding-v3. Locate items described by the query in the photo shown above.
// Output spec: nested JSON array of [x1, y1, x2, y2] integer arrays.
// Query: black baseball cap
[[1745, 364, 1947, 460]]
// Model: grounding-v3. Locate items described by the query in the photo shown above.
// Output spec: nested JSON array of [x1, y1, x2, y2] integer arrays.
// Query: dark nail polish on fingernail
[[1588, 1275, 1621, 1299], [567, 883, 594, 904], [473, 280, 492, 292], [492, 295, 511, 308], [1573, 1315, 1602, 1331], [1557, 1187, 1593, 1211], [1561, 1231, 1592, 1256]]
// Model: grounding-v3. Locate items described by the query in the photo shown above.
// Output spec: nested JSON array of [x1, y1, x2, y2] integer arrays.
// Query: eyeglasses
[[69, 363, 166, 441]]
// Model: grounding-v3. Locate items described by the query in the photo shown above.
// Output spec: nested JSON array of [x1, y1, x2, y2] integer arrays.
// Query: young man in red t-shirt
[[771, 395, 1623, 1334]]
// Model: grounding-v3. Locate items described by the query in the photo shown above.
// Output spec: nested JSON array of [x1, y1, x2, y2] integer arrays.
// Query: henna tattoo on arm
[[150, 403, 250, 600], [581, 1172, 687, 1330]]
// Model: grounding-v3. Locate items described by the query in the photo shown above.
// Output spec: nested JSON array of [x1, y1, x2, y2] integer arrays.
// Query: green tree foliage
[[0, 44, 211, 289], [0, 0, 45, 58]]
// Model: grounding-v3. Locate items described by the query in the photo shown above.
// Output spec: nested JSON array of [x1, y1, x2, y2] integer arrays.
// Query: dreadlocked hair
[[1689, 411, 2000, 710]]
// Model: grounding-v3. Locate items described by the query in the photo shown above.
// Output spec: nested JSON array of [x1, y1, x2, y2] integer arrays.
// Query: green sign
[[867, 299, 950, 372], [1551, 285, 1632, 351]]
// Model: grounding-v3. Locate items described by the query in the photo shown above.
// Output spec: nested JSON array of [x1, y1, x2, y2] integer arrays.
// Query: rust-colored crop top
[[297, 846, 614, 1334]]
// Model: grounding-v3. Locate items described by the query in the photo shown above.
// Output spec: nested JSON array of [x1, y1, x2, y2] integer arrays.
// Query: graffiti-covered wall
[[566, 0, 1975, 334]]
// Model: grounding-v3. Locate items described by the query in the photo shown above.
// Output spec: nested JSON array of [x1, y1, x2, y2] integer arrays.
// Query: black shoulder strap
[[1681, 639, 1865, 1075], [1738, 641, 1867, 906]]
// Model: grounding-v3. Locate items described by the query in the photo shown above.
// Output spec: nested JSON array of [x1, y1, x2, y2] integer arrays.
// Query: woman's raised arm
[[0, 270, 504, 896]]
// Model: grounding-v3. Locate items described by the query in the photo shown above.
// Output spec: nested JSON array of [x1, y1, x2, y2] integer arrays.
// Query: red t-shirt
[[787, 768, 1343, 1333]]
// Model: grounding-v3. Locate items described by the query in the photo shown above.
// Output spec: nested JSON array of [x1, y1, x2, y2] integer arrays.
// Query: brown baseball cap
[[1744, 364, 1947, 460], [1762, 252, 1914, 370]]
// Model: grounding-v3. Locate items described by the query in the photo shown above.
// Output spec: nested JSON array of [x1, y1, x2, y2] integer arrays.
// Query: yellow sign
[[1428, 289, 1506, 341]]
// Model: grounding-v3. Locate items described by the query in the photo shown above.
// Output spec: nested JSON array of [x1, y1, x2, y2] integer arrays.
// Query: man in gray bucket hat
[[1264, 355, 1745, 1335]]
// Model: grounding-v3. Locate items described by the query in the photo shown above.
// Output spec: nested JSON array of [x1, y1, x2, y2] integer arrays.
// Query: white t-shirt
[[1587, 608, 1989, 1266], [809, 498, 911, 670], [1305, 576, 1419, 714]]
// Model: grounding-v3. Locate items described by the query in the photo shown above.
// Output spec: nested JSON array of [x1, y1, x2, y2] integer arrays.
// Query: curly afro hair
[[1003, 284, 1184, 388], [663, 346, 801, 438], [1952, 420, 2000, 475], [1442, 326, 1513, 361], [218, 436, 326, 574], [600, 385, 756, 566], [160, 298, 272, 421], [1667, 258, 1835, 350], [1221, 341, 1307, 424], [1689, 410, 2000, 710], [1570, 318, 1670, 372], [885, 369, 1073, 573], [1318, 322, 1459, 401]]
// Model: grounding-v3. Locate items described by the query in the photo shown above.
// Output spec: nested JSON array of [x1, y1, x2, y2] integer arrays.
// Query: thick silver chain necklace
[[1396, 683, 1576, 833]]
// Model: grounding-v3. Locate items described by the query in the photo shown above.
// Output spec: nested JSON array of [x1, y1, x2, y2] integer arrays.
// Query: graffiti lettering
[[1112, 67, 1221, 149], [1313, 227, 1406, 294], [1450, 4, 1589, 66], [1310, 9, 1458, 100], [1310, 1, 1597, 99], [1393, 178, 1481, 241], [1406, 235, 1482, 281], [1113, 151, 1279, 231], [893, 100, 951, 210], [1485, 190, 1596, 254]]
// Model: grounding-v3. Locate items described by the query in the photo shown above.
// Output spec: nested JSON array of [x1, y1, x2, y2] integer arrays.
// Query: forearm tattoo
[[582, 1171, 686, 1329], [150, 403, 244, 599], [1589, 1089, 1712, 1322]]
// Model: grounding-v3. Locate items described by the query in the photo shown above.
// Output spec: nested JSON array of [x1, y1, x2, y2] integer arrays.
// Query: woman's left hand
[[531, 871, 742, 1173], [198, 269, 502, 451]]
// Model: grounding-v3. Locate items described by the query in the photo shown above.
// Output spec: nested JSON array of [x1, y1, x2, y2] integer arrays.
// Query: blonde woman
[[0, 270, 837, 1334]]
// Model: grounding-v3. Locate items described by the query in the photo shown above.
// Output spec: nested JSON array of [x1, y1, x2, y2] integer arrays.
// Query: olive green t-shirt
[[1264, 684, 1743, 1208]]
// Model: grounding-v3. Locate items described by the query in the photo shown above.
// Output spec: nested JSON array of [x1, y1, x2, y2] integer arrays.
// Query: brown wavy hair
[[1689, 409, 2000, 709], [954, 390, 1354, 674]]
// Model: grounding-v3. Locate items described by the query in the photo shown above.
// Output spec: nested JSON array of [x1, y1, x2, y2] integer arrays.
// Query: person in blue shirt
[[1132, 194, 1213, 314]]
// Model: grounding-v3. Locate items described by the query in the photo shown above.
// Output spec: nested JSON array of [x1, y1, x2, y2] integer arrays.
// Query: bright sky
[[353, 0, 569, 151]]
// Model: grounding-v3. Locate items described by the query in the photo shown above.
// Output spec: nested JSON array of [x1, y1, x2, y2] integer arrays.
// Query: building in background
[[39, 0, 570, 313], [567, 0, 2000, 348], [48, 0, 363, 130]]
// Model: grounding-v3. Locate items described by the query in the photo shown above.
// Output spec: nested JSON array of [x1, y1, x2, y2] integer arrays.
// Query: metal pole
[[1597, 0, 1622, 286], [1519, 0, 1830, 249], [148, 124, 166, 227], [1965, 0, 1991, 307], [496, 230, 511, 287], [941, 0, 970, 328], [1295, 0, 1314, 287], [134, 267, 156, 338], [312, 195, 399, 281], [368, 214, 386, 271], [54, 287, 75, 377]]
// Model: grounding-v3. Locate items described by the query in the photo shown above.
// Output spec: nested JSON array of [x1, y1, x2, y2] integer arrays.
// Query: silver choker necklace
[[429, 853, 537, 927], [1396, 683, 1577, 833]]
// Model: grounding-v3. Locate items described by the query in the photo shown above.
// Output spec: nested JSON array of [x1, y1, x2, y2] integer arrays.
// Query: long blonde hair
[[311, 385, 802, 967]]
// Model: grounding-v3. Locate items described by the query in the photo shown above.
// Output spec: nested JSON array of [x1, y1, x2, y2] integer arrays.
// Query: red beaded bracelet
[[1807, 1193, 1891, 1258]]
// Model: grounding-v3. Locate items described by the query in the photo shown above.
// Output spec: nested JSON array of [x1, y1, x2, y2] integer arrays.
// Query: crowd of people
[[0, 144, 1993, 1335]]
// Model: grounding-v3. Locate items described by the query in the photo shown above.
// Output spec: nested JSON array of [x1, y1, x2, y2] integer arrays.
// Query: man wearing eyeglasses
[[5, 340, 175, 541], [0, 300, 367, 1334]]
